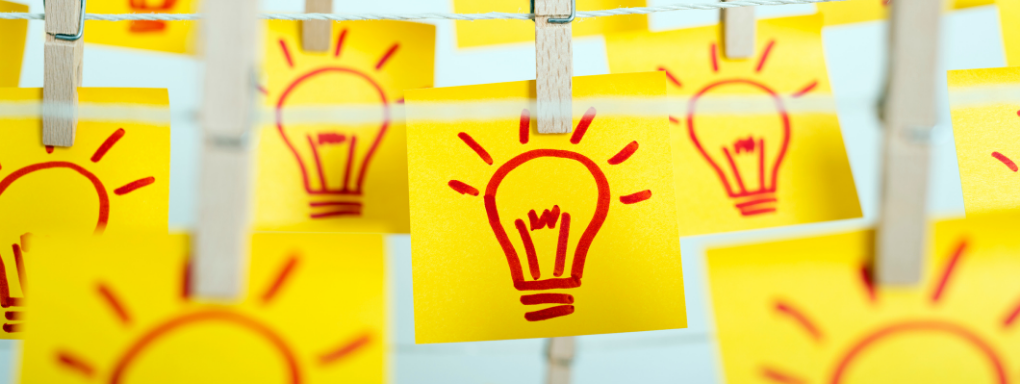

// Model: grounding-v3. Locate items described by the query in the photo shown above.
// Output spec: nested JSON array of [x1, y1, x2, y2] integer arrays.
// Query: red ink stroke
[[756, 40, 776, 72], [310, 210, 360, 219], [458, 132, 494, 165], [317, 132, 346, 145], [310, 201, 361, 207], [554, 213, 570, 277], [448, 180, 479, 196], [860, 265, 876, 303], [97, 283, 131, 325], [761, 366, 807, 384], [608, 141, 638, 165], [276, 67, 389, 196], [56, 351, 95, 378], [830, 321, 1006, 384], [620, 190, 652, 204], [569, 107, 597, 145], [12, 245, 24, 295], [525, 305, 574, 321], [932, 239, 967, 303], [4, 311, 19, 321], [734, 136, 756, 153], [115, 176, 156, 195], [262, 255, 299, 304], [45, 146, 54, 154], [775, 301, 823, 341], [735, 197, 776, 209], [992, 152, 1018, 172], [129, 20, 167, 32], [375, 43, 399, 70], [333, 28, 348, 58], [528, 206, 560, 230], [257, 85, 269, 95], [91, 128, 125, 163], [279, 39, 294, 68], [688, 79, 791, 199], [109, 310, 301, 384], [658, 66, 682, 88], [0, 162, 109, 234], [520, 293, 573, 305], [515, 219, 542, 280], [1003, 297, 1020, 328], [710, 43, 720, 72], [128, 0, 175, 32], [520, 109, 531, 144], [0, 253, 21, 308], [792, 81, 819, 98], [1, 323, 18, 333], [485, 150, 609, 291], [319, 332, 371, 365], [668, 115, 680, 124]]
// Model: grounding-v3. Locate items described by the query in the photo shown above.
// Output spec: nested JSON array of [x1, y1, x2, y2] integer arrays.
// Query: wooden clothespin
[[875, 0, 942, 285], [193, 0, 260, 299], [534, 0, 573, 134], [43, 0, 85, 147], [721, 0, 755, 59], [546, 336, 575, 384], [302, 0, 331, 52]]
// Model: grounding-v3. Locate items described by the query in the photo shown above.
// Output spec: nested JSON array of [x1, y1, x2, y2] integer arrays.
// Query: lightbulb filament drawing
[[447, 108, 653, 322]]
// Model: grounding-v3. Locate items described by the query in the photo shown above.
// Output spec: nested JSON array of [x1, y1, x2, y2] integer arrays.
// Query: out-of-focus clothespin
[[302, 0, 332, 52], [721, 0, 755, 59]]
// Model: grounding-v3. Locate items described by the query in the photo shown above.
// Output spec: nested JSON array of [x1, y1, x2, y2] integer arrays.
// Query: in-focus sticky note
[[256, 20, 435, 234], [707, 213, 1020, 383], [817, 0, 992, 26], [23, 232, 385, 383], [605, 15, 861, 236], [0, 1, 28, 86], [0, 87, 170, 339], [83, 0, 198, 54], [453, 0, 647, 48], [948, 66, 1020, 215], [1001, 0, 1020, 67], [406, 72, 687, 343]]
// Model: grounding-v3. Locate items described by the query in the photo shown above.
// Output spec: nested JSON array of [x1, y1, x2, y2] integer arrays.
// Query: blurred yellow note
[[23, 232, 385, 383], [84, 0, 198, 54], [1001, 0, 1020, 67], [0, 1, 28, 86], [948, 67, 1020, 215], [453, 0, 646, 48], [817, 0, 992, 26], [708, 213, 1020, 384], [605, 15, 861, 236], [255, 20, 435, 233], [0, 87, 170, 339], [406, 72, 687, 343]]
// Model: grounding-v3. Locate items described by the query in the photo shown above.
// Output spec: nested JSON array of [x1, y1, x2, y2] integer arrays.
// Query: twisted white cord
[[0, 0, 843, 21]]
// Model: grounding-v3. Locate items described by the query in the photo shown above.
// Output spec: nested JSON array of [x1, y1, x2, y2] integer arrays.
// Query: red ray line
[[520, 293, 573, 305], [45, 145, 54, 154], [457, 132, 493, 165], [309, 210, 360, 219], [668, 115, 680, 124], [658, 66, 682, 87], [608, 141, 639, 165], [114, 176, 155, 195], [525, 305, 574, 321], [97, 283, 131, 325], [1002, 297, 1020, 328], [932, 239, 968, 303], [91, 128, 126, 163], [375, 43, 399, 70], [860, 265, 876, 303], [775, 301, 822, 341], [756, 40, 776, 72], [520, 109, 531, 144], [620, 190, 652, 204], [792, 81, 818, 98], [448, 180, 479, 196], [182, 260, 192, 300], [257, 85, 268, 95], [569, 107, 597, 144], [710, 43, 719, 72], [992, 152, 1018, 172], [279, 39, 294, 68], [333, 28, 348, 58], [554, 213, 570, 277], [319, 333, 371, 365], [516, 219, 541, 280], [56, 351, 95, 378], [262, 255, 299, 304], [761, 366, 807, 384]]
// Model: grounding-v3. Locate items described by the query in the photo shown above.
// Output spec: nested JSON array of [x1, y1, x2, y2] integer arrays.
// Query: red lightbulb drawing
[[447, 108, 654, 322], [127, 0, 178, 33], [272, 31, 400, 219]]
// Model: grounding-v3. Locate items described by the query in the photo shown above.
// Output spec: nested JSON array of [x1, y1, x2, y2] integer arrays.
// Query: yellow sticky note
[[948, 67, 1020, 215], [453, 0, 647, 48], [406, 72, 687, 343], [255, 20, 435, 234], [0, 1, 28, 86], [605, 15, 861, 236], [23, 232, 386, 383], [0, 87, 170, 339], [817, 0, 992, 26], [84, 0, 198, 54], [1001, 0, 1020, 67], [707, 213, 1020, 383]]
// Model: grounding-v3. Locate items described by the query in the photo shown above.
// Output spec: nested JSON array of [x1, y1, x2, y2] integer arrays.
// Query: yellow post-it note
[[255, 20, 435, 234], [84, 0, 198, 54], [0, 87, 170, 339], [817, 0, 993, 26], [0, 0, 28, 86], [453, 0, 647, 48], [405, 72, 687, 343], [605, 15, 861, 236], [707, 213, 1020, 383], [23, 232, 386, 383], [1001, 0, 1020, 67], [948, 67, 1020, 214]]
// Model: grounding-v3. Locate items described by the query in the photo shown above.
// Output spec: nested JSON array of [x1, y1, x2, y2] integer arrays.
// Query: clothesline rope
[[0, 0, 843, 21]]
